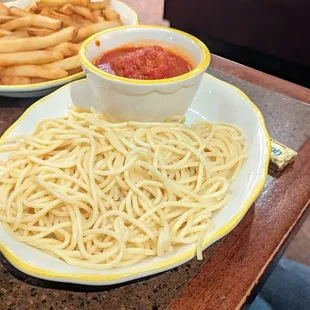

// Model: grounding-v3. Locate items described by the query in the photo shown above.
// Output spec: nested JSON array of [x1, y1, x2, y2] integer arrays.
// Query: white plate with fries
[[0, 0, 138, 98]]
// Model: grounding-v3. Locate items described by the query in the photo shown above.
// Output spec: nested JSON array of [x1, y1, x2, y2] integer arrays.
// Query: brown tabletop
[[0, 55, 309, 310]]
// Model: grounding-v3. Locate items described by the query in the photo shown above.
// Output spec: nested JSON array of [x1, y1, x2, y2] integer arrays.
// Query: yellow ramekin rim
[[79, 25, 211, 85]]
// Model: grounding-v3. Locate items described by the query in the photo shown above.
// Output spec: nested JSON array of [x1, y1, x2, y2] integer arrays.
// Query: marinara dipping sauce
[[94, 45, 193, 80]]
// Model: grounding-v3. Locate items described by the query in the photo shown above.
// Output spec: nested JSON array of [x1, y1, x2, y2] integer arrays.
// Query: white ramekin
[[80, 25, 211, 122]]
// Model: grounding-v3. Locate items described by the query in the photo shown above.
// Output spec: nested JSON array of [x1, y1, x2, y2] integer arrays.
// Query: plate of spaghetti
[[0, 74, 270, 285]]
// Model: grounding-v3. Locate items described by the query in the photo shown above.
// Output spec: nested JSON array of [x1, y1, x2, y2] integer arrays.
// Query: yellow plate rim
[[0, 73, 271, 284]]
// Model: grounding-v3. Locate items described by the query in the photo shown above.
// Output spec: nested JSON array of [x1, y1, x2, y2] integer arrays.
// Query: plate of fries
[[0, 0, 138, 98]]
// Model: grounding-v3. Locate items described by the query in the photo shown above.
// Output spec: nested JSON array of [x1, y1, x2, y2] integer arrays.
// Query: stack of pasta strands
[[0, 106, 247, 269], [0, 0, 122, 85]]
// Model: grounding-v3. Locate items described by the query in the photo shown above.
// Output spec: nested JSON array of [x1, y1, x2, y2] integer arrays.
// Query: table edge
[[238, 200, 310, 309], [168, 137, 310, 310], [210, 55, 310, 105]]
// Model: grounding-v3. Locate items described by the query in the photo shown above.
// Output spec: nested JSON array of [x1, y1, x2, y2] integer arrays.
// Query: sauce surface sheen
[[95, 45, 192, 80]]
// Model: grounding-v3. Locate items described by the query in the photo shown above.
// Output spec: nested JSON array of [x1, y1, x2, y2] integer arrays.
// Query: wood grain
[[211, 55, 310, 105], [168, 137, 310, 310]]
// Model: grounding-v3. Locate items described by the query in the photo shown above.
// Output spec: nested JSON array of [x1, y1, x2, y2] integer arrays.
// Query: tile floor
[[285, 213, 310, 266]]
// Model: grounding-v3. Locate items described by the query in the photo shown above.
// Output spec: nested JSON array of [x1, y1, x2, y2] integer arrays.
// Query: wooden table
[[0, 55, 309, 310]]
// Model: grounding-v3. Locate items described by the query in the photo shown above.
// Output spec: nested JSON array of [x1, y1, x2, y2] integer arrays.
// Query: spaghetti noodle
[[0, 106, 247, 269]]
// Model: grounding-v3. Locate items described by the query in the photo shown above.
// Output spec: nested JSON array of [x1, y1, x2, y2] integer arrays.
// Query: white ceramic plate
[[0, 0, 138, 98], [0, 74, 271, 285]]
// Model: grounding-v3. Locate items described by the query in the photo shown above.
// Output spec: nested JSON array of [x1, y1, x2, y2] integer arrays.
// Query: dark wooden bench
[[164, 0, 310, 87]]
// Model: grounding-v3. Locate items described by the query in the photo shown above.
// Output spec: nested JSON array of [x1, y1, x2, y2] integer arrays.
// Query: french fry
[[71, 13, 92, 27], [40, 8, 78, 27], [1, 65, 68, 79], [72, 20, 121, 43], [29, 5, 41, 14], [48, 42, 81, 57], [0, 26, 77, 53], [0, 15, 62, 31], [26, 27, 55, 37], [0, 31, 29, 40], [0, 28, 11, 38], [38, 0, 68, 8], [70, 6, 93, 21], [104, 7, 120, 21], [0, 16, 33, 30], [8, 7, 33, 17], [45, 55, 80, 70], [88, 0, 110, 10], [0, 50, 63, 66], [0, 16, 17, 24], [67, 67, 83, 75], [30, 77, 49, 83], [92, 10, 102, 17], [58, 4, 74, 16], [38, 0, 89, 9], [71, 0, 90, 6], [0, 4, 8, 16], [93, 16, 105, 23], [1, 76, 31, 85]]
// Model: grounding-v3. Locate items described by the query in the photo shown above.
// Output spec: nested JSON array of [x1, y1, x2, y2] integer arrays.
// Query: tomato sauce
[[95, 45, 192, 80]]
